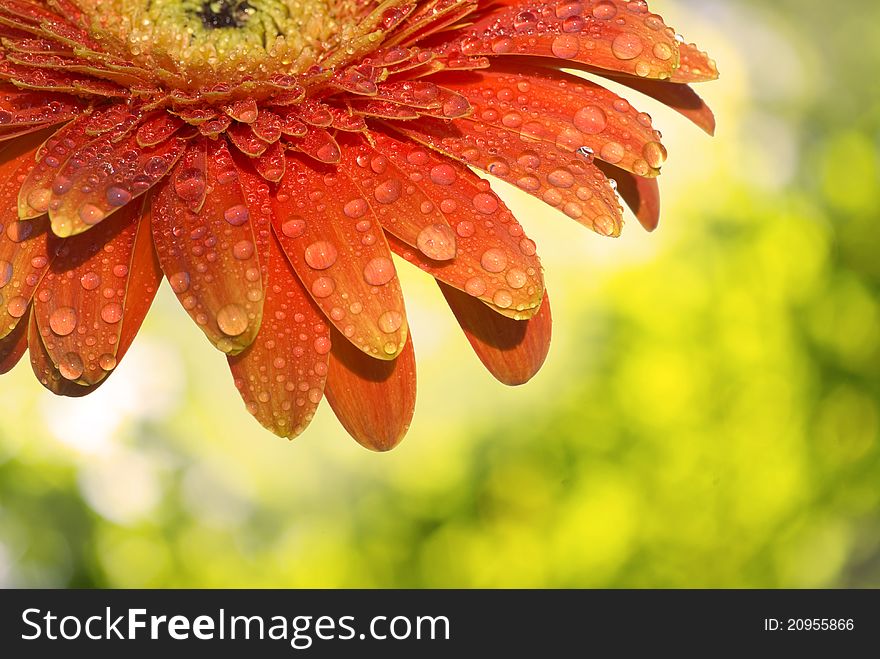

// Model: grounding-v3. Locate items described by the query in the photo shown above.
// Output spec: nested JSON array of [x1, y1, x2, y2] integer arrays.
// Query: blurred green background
[[1, 0, 878, 588]]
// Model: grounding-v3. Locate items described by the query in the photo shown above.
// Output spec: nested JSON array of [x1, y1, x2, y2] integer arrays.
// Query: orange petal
[[450, 0, 680, 80], [436, 65, 667, 177], [325, 327, 416, 451], [0, 130, 59, 340], [152, 138, 265, 355], [0, 87, 83, 129], [669, 41, 719, 83], [612, 77, 716, 136], [441, 283, 551, 386], [388, 116, 624, 237], [28, 308, 102, 397], [370, 130, 544, 319], [228, 233, 331, 439], [0, 307, 28, 373], [33, 195, 160, 386], [339, 133, 457, 262], [18, 112, 92, 219], [596, 161, 660, 232], [271, 153, 409, 360], [46, 129, 185, 237]]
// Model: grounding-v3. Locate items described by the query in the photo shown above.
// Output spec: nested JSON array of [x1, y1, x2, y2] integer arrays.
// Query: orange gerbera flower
[[0, 0, 717, 449]]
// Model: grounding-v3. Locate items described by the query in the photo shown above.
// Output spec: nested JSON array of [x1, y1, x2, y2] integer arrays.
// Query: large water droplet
[[304, 241, 338, 270], [49, 306, 77, 336], [223, 204, 250, 226], [377, 310, 403, 334], [416, 224, 457, 261], [363, 257, 395, 286], [217, 303, 249, 336]]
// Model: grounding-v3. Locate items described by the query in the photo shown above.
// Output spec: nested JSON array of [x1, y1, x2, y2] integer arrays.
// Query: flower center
[[197, 0, 254, 30], [77, 0, 345, 86]]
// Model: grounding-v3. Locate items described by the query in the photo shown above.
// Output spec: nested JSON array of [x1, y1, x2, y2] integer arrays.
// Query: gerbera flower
[[0, 0, 717, 450]]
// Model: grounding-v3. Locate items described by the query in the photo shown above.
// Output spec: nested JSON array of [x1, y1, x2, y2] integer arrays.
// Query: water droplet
[[373, 179, 401, 204], [592, 1, 617, 19], [304, 241, 338, 270], [313, 336, 331, 354], [456, 221, 475, 238], [281, 217, 305, 238], [169, 271, 190, 294], [465, 277, 487, 297], [652, 42, 673, 61], [429, 164, 456, 186], [7, 296, 27, 318], [550, 34, 579, 59], [105, 186, 132, 207], [611, 32, 644, 60], [99, 353, 117, 371], [593, 215, 616, 236], [26, 188, 51, 213], [506, 269, 528, 289], [224, 204, 250, 226], [643, 141, 667, 168], [573, 105, 607, 134], [481, 248, 508, 273], [311, 276, 335, 298], [417, 224, 457, 261], [377, 310, 403, 333], [363, 257, 395, 286], [343, 198, 369, 218], [472, 192, 499, 215], [233, 240, 255, 260], [217, 303, 249, 336], [78, 203, 104, 226], [79, 272, 100, 290], [174, 167, 206, 202], [101, 302, 123, 324], [49, 306, 77, 336], [58, 352, 84, 381], [492, 290, 513, 309], [600, 141, 625, 164]]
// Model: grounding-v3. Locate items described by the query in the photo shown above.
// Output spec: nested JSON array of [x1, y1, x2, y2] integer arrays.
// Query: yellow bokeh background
[[1, 0, 878, 587]]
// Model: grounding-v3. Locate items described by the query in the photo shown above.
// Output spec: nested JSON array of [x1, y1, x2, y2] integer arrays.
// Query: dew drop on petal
[[49, 306, 77, 336], [493, 289, 514, 309], [101, 302, 123, 324], [217, 303, 249, 336], [281, 217, 306, 238], [429, 164, 456, 186], [343, 198, 369, 219], [105, 186, 132, 207], [472, 192, 499, 215], [313, 336, 331, 355], [373, 179, 401, 204], [79, 272, 100, 290], [363, 257, 395, 286], [377, 310, 403, 334], [465, 276, 487, 297], [99, 353, 117, 371], [311, 276, 336, 298], [573, 105, 607, 135], [611, 32, 644, 60], [224, 204, 250, 226], [304, 241, 338, 270], [169, 271, 191, 294], [480, 248, 508, 273], [416, 224, 457, 261], [58, 352, 84, 381], [79, 203, 104, 226], [233, 240, 255, 260]]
